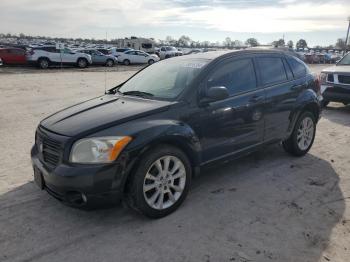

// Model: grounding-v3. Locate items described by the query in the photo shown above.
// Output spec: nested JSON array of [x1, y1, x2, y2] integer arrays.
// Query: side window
[[161, 47, 166, 51], [287, 56, 307, 79], [208, 58, 257, 96], [257, 57, 287, 85]]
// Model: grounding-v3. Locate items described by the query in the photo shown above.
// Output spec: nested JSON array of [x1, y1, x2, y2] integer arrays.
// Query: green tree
[[245, 38, 259, 47], [296, 39, 308, 49]]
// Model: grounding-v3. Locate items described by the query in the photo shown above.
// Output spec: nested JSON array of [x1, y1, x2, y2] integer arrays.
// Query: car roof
[[173, 49, 292, 61]]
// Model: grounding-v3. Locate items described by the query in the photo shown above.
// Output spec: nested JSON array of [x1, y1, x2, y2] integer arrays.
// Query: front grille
[[36, 130, 62, 168], [338, 75, 350, 85]]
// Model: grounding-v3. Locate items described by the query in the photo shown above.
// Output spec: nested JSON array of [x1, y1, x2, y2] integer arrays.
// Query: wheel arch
[[121, 133, 201, 194]]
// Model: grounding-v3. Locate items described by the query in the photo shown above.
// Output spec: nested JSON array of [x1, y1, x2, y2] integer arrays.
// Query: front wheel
[[77, 58, 88, 68], [123, 59, 130, 66], [126, 145, 192, 218], [283, 111, 316, 156], [148, 59, 154, 65], [38, 58, 49, 69], [321, 100, 329, 108]]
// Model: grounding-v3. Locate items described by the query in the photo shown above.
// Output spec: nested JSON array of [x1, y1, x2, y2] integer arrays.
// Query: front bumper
[[31, 145, 125, 208], [322, 84, 350, 103]]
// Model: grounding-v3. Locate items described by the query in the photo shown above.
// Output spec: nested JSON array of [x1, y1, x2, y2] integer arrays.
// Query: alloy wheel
[[297, 116, 314, 151], [143, 155, 186, 210]]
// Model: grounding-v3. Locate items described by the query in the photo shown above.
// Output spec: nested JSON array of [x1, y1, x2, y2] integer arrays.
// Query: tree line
[[1, 33, 349, 50]]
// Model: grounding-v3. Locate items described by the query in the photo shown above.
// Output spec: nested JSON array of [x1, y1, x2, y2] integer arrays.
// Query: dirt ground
[[0, 64, 349, 262]]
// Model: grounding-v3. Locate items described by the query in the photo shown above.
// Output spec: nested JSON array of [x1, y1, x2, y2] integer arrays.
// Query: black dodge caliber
[[31, 50, 322, 218]]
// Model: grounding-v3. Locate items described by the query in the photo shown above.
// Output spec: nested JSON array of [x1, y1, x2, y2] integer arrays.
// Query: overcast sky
[[1, 0, 349, 46]]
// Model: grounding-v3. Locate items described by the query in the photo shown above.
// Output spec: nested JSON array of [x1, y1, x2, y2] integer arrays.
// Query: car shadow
[[0, 145, 345, 262], [322, 103, 350, 127]]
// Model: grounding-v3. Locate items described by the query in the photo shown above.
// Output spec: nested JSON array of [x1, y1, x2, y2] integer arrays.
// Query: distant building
[[115, 37, 156, 53]]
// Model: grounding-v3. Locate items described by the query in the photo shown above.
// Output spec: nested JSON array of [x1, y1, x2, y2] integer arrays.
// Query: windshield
[[118, 59, 209, 100], [338, 53, 350, 65]]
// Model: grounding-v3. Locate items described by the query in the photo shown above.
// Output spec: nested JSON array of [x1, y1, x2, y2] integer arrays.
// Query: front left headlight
[[70, 136, 132, 164]]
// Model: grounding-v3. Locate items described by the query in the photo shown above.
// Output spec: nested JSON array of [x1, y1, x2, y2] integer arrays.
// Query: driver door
[[199, 56, 266, 163]]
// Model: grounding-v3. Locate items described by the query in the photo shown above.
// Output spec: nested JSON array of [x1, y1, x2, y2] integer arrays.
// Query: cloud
[[0, 0, 349, 38]]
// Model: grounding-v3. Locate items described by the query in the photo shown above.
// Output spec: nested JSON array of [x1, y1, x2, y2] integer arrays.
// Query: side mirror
[[201, 86, 229, 104]]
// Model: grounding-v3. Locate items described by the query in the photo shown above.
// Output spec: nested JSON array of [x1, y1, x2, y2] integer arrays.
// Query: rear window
[[142, 43, 152, 49], [257, 57, 287, 85], [287, 56, 307, 79]]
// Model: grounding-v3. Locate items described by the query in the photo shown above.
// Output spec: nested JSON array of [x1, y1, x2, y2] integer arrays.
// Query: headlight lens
[[70, 136, 132, 164]]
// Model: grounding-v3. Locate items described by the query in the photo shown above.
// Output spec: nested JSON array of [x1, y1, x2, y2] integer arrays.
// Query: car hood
[[322, 65, 350, 74], [40, 95, 174, 136]]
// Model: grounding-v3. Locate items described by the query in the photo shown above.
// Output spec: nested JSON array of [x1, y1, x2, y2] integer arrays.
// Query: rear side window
[[208, 58, 257, 96], [257, 57, 287, 85], [287, 56, 307, 79]]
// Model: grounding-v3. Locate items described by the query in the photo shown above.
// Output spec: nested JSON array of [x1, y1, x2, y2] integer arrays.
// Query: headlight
[[70, 136, 132, 164]]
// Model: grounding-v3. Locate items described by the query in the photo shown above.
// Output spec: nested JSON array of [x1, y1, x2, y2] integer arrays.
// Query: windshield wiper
[[122, 91, 154, 98]]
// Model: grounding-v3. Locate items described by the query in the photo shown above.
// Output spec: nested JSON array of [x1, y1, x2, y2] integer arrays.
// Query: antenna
[[104, 30, 107, 94]]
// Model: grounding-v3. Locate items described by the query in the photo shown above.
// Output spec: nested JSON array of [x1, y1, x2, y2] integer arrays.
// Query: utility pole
[[345, 16, 350, 54]]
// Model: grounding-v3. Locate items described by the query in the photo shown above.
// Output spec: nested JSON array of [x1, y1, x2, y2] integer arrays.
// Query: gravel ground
[[0, 64, 349, 262]]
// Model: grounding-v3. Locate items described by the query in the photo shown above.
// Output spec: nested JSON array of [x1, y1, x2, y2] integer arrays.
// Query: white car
[[157, 46, 183, 60], [118, 50, 160, 65], [108, 48, 133, 59], [27, 46, 92, 69]]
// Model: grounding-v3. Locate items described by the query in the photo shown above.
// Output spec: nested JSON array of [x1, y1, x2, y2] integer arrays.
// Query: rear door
[[199, 56, 266, 163], [256, 54, 299, 141]]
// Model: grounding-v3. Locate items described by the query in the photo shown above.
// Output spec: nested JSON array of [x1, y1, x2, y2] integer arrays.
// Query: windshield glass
[[338, 53, 350, 65], [118, 59, 209, 100]]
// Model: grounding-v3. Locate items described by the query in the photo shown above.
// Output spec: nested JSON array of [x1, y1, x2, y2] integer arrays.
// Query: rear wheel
[[77, 58, 88, 68], [38, 58, 49, 69], [106, 59, 114, 67], [283, 111, 316, 156], [126, 145, 192, 218], [123, 59, 130, 66]]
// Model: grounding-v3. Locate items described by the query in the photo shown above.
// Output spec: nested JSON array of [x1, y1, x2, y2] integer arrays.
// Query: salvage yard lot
[[0, 64, 349, 262]]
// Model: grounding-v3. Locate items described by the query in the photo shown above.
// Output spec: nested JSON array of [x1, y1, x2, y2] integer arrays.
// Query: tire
[[106, 59, 114, 67], [123, 59, 130, 66], [283, 111, 316, 157], [165, 55, 170, 59], [38, 58, 49, 69], [321, 100, 329, 108], [148, 59, 154, 65], [77, 58, 88, 68], [343, 102, 349, 106], [126, 145, 192, 218]]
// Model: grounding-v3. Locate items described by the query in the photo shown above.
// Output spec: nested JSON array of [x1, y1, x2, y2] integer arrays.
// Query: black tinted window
[[257, 57, 287, 85], [208, 58, 257, 95], [287, 56, 307, 79]]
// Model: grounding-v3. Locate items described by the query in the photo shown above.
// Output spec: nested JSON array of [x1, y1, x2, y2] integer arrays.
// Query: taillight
[[315, 74, 321, 95]]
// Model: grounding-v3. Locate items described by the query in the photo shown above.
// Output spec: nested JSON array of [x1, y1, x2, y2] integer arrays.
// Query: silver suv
[[27, 46, 92, 69]]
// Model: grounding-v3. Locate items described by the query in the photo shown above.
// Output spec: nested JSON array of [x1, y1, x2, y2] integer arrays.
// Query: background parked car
[[119, 50, 160, 65], [156, 46, 183, 60], [0, 47, 27, 65], [108, 47, 133, 59], [0, 57, 3, 66], [77, 49, 117, 66], [27, 46, 92, 69]]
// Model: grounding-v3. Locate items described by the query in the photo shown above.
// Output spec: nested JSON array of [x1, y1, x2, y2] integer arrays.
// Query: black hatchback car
[[31, 50, 322, 218]]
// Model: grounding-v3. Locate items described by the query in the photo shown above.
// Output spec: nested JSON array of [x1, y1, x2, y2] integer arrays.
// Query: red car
[[0, 47, 27, 65]]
